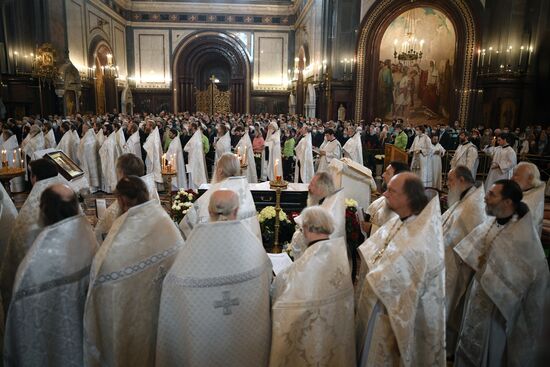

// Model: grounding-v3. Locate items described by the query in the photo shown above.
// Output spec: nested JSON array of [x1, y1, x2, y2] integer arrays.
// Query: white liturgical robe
[[0, 175, 70, 311], [95, 129, 105, 147], [165, 133, 187, 190], [143, 127, 163, 185], [430, 142, 445, 190], [78, 129, 101, 192], [291, 189, 346, 260], [179, 176, 261, 241], [22, 132, 45, 179], [483, 145, 516, 192], [356, 198, 445, 367], [124, 130, 142, 158], [262, 127, 282, 180], [84, 200, 184, 367], [343, 132, 364, 166], [94, 174, 160, 243], [329, 158, 376, 210], [236, 133, 257, 183], [522, 184, 545, 237], [441, 185, 486, 355], [318, 138, 342, 172], [454, 212, 549, 367], [450, 141, 479, 178], [213, 132, 231, 171], [409, 133, 433, 187], [156, 220, 271, 367], [184, 130, 207, 189], [0, 184, 17, 259], [3, 214, 97, 367], [270, 237, 355, 367], [294, 132, 314, 184], [57, 130, 79, 164], [98, 133, 121, 193], [43, 129, 56, 149], [365, 195, 397, 235]]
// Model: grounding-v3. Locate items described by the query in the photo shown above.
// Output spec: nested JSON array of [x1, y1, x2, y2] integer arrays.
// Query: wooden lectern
[[384, 144, 408, 169]]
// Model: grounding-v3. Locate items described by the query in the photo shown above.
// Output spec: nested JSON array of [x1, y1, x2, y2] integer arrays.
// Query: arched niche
[[354, 0, 482, 126], [89, 37, 118, 114], [172, 31, 251, 113]]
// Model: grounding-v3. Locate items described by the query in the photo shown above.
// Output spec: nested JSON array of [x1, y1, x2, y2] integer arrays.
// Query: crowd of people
[[0, 111, 549, 366]]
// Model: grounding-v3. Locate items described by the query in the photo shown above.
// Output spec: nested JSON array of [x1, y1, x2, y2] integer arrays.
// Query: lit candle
[[477, 49, 481, 68], [527, 46, 533, 66], [13, 150, 16, 166], [488, 47, 493, 66], [242, 145, 247, 164], [519, 46, 524, 66], [274, 159, 279, 180], [481, 49, 486, 67]]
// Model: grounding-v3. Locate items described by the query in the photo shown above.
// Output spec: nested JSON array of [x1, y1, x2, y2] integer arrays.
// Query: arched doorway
[[354, 0, 482, 126], [172, 31, 251, 113], [89, 38, 118, 114]]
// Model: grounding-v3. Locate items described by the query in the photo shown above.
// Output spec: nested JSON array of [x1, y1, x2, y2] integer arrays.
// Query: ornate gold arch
[[354, 0, 480, 126]]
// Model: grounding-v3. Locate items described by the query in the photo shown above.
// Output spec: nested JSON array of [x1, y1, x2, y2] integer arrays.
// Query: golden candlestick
[[269, 177, 288, 253]]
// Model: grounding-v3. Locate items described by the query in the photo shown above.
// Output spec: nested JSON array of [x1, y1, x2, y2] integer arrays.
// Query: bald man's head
[[40, 184, 79, 226], [208, 189, 239, 222]]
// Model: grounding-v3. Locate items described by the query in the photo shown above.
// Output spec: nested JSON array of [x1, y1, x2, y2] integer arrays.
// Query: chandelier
[[393, 9, 424, 64]]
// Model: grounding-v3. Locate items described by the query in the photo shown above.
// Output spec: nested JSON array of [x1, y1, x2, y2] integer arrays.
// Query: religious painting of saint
[[376, 7, 456, 125], [46, 151, 84, 181], [499, 98, 518, 128]]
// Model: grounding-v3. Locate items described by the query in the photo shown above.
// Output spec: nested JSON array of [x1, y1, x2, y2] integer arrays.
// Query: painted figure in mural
[[377, 59, 393, 117], [394, 66, 412, 118], [422, 60, 440, 113]]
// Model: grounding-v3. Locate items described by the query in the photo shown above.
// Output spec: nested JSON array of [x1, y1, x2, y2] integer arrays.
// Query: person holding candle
[[1, 128, 25, 192], [261, 120, 283, 181], [165, 128, 187, 190], [235, 125, 258, 183]]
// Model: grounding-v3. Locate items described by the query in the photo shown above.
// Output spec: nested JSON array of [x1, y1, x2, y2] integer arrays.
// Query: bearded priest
[[442, 166, 487, 357], [179, 153, 260, 240], [156, 190, 271, 367], [4, 184, 97, 367], [356, 173, 445, 367], [294, 122, 315, 184], [84, 176, 184, 367], [453, 180, 549, 367], [270, 206, 355, 367], [234, 125, 257, 183]]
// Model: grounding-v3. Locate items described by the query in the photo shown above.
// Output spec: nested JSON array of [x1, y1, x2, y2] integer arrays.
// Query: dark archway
[[172, 31, 251, 113], [354, 0, 483, 126], [88, 36, 118, 114]]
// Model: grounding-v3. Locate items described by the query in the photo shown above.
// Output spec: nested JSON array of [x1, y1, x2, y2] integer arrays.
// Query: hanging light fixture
[[393, 8, 424, 64]]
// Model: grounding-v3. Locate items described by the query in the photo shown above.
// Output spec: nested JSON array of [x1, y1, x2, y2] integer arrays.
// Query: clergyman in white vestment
[[0, 164, 69, 312], [43, 124, 56, 149], [57, 123, 79, 164], [124, 125, 142, 158], [454, 180, 549, 367], [317, 128, 342, 172], [342, 125, 364, 166], [512, 162, 546, 236], [143, 124, 163, 187], [213, 125, 232, 176], [294, 124, 315, 184], [165, 129, 188, 190], [0, 183, 17, 260], [98, 125, 121, 193], [235, 126, 258, 183], [84, 177, 184, 367], [262, 120, 282, 180], [483, 134, 517, 193], [356, 174, 445, 367], [78, 123, 102, 192], [4, 185, 97, 367], [270, 207, 355, 367], [156, 190, 271, 367], [450, 131, 479, 179], [179, 153, 261, 241], [184, 125, 207, 189], [94, 154, 160, 243], [408, 126, 433, 187], [442, 167, 486, 356], [290, 172, 346, 260], [430, 135, 446, 190]]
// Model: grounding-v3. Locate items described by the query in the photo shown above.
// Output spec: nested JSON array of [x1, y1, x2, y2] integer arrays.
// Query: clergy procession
[[0, 111, 549, 367]]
